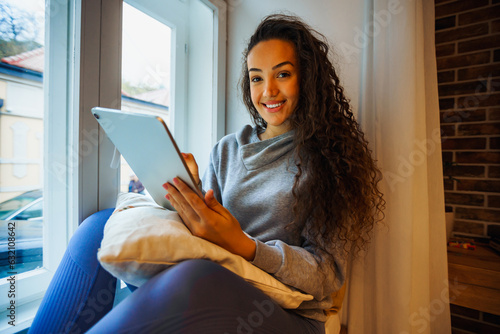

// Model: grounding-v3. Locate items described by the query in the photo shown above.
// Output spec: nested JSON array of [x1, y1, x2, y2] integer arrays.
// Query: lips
[[261, 100, 286, 112]]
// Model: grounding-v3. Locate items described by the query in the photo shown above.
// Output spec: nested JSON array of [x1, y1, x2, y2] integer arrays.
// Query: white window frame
[[0, 0, 226, 331], [0, 1, 78, 332]]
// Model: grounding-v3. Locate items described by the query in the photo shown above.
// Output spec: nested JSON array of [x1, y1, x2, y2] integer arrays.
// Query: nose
[[263, 79, 278, 97]]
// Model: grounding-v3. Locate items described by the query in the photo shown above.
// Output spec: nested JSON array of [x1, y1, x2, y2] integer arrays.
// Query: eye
[[250, 76, 262, 83], [277, 71, 291, 78]]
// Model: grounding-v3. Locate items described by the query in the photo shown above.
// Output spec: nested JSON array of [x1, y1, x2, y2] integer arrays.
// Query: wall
[[436, 0, 500, 240], [435, 0, 500, 333], [225, 0, 364, 134]]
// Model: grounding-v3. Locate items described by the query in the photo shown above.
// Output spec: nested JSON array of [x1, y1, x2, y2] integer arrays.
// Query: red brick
[[451, 329, 470, 334], [435, 0, 489, 18], [436, 15, 456, 31], [489, 195, 500, 207], [489, 108, 500, 120], [438, 80, 488, 97], [436, 44, 456, 58], [436, 23, 488, 44], [457, 64, 500, 81], [483, 312, 500, 325], [440, 98, 455, 110], [457, 93, 500, 109], [458, 34, 500, 53], [437, 51, 490, 70], [451, 232, 491, 243], [450, 329, 470, 334], [451, 314, 500, 333], [440, 109, 486, 123], [457, 122, 500, 135], [493, 20, 500, 34], [458, 5, 500, 26], [456, 152, 500, 164], [443, 164, 485, 177], [491, 78, 500, 92], [487, 224, 500, 238], [442, 151, 454, 162], [455, 207, 500, 222], [438, 70, 456, 83], [456, 179, 500, 192], [490, 195, 500, 207], [450, 304, 480, 319], [441, 137, 486, 149], [440, 124, 456, 137], [491, 137, 500, 150], [445, 192, 485, 205], [453, 220, 486, 234], [489, 165, 500, 177], [444, 177, 454, 190]]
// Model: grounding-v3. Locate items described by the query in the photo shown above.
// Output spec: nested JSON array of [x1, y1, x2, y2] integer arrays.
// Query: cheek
[[286, 83, 300, 104], [250, 86, 260, 105]]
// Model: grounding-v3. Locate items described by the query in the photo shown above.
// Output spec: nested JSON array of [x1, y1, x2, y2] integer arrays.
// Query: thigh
[[87, 259, 325, 334]]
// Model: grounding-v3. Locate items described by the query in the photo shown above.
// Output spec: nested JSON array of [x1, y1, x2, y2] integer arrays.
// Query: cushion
[[97, 192, 313, 309]]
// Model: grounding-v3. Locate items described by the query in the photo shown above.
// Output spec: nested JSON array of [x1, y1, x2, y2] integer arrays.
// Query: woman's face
[[247, 39, 299, 139]]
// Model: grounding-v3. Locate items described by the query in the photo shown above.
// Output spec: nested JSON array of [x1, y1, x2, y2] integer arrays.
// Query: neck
[[259, 124, 291, 141]]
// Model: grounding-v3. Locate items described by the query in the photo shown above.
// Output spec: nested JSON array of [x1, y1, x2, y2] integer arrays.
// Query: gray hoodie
[[202, 125, 346, 322]]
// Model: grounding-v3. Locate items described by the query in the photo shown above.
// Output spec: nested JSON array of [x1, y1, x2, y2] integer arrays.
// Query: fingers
[[163, 182, 199, 231], [171, 178, 207, 213], [181, 152, 199, 184], [204, 189, 228, 216]]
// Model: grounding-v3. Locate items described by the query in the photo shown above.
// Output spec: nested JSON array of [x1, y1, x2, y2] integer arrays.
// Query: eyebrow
[[248, 61, 294, 72]]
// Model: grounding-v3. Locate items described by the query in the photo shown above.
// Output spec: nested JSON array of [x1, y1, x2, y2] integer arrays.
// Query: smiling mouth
[[262, 101, 285, 109]]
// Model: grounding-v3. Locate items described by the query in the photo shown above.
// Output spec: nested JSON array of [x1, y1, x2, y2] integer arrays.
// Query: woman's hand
[[163, 178, 256, 261], [181, 153, 199, 185]]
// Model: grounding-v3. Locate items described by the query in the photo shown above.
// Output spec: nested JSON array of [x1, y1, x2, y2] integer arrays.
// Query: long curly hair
[[240, 14, 385, 261]]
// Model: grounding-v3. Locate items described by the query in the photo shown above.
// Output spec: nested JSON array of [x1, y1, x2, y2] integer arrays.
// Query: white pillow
[[97, 192, 313, 309]]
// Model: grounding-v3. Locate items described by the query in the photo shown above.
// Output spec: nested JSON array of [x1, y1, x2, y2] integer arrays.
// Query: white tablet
[[91, 107, 202, 211]]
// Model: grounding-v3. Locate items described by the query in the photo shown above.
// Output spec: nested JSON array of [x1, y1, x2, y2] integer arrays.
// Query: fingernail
[[173, 178, 179, 185], [163, 183, 169, 190], [166, 194, 171, 200]]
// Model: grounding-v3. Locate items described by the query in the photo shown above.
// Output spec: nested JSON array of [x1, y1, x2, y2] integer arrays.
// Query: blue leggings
[[87, 259, 325, 334]]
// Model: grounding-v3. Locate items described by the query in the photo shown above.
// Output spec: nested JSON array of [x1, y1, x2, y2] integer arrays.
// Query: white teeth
[[265, 102, 284, 108]]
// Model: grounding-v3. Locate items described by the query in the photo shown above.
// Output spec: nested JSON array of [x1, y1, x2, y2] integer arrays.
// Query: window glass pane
[[120, 2, 171, 194], [0, 0, 44, 279]]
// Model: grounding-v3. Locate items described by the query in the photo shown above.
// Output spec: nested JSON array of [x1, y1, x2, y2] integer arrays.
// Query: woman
[[89, 14, 384, 333]]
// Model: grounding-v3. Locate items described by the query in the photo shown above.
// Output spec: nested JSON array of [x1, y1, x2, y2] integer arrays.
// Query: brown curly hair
[[240, 14, 385, 262]]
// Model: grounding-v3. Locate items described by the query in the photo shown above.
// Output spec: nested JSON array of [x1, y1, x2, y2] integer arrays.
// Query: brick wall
[[435, 1, 500, 333], [449, 304, 500, 334], [436, 0, 500, 240]]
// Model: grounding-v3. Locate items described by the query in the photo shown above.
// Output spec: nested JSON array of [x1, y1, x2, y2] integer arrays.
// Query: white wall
[[225, 0, 364, 134]]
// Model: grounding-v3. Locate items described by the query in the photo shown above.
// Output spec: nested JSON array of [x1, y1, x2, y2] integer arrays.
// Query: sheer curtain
[[341, 0, 452, 333]]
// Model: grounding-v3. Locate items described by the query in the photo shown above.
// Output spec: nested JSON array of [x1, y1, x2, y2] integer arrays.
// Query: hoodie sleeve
[[250, 234, 346, 301]]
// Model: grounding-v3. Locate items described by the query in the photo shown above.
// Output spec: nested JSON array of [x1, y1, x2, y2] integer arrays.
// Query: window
[[0, 0, 226, 331], [0, 0, 75, 331], [120, 2, 172, 194], [0, 0, 44, 279]]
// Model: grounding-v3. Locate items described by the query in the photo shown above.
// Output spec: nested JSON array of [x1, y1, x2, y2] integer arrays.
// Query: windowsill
[[0, 295, 43, 334]]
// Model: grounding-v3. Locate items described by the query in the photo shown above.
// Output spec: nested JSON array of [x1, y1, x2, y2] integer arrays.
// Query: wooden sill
[[447, 245, 500, 315]]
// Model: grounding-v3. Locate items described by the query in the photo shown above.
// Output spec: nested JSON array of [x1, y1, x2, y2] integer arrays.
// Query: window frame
[[0, 0, 77, 332], [0, 0, 226, 331]]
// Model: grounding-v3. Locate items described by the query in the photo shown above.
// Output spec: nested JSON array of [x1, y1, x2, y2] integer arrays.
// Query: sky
[[0, 0, 171, 88], [1, 0, 45, 44], [122, 2, 171, 88]]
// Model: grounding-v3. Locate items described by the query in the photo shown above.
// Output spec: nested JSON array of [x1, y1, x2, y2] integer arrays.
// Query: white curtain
[[341, 0, 452, 333]]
